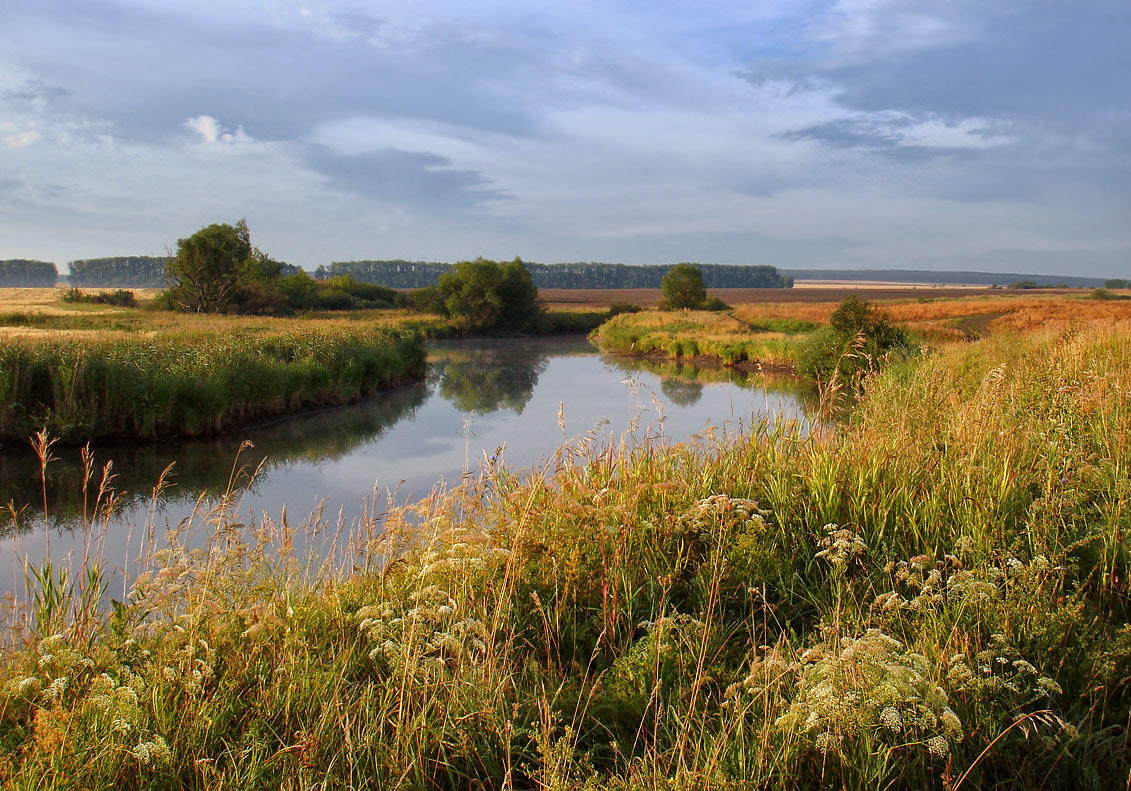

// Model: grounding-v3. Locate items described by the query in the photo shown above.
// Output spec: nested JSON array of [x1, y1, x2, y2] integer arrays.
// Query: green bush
[[798, 296, 912, 381], [59, 288, 136, 307], [606, 302, 642, 318], [434, 258, 544, 331]]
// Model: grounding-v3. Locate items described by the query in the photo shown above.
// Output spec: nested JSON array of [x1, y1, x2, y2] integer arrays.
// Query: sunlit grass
[[0, 327, 425, 441], [2, 320, 1129, 788]]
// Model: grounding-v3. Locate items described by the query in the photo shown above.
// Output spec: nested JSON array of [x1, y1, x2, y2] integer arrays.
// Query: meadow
[[1, 286, 1130, 788], [0, 289, 432, 442], [591, 290, 1131, 369], [0, 288, 609, 442]]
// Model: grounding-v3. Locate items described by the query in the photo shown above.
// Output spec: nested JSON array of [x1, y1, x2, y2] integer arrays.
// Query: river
[[0, 336, 811, 596]]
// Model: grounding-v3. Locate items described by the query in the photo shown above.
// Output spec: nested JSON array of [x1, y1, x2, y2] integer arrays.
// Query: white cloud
[[0, 121, 40, 148], [183, 115, 251, 145]]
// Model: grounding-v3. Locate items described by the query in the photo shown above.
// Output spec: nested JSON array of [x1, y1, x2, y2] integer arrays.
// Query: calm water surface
[[1, 336, 810, 591]]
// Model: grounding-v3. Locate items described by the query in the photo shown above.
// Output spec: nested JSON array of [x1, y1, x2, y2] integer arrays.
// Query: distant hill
[[782, 269, 1107, 288]]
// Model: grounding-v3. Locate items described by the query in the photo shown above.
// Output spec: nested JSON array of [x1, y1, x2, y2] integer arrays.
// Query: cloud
[[783, 113, 1013, 152], [0, 122, 40, 148], [0, 0, 1128, 275], [183, 115, 251, 145]]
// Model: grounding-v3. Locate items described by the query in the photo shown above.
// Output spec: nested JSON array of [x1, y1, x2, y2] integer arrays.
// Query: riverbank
[[2, 321, 1129, 788], [0, 288, 614, 443], [589, 291, 1131, 371], [0, 326, 426, 442]]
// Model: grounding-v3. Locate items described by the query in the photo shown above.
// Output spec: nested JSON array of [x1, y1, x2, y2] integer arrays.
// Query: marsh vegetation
[[1, 286, 1129, 789]]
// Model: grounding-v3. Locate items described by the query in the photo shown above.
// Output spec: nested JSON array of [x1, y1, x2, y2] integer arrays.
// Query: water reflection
[[1, 336, 810, 540], [433, 343, 549, 415], [661, 378, 704, 407], [604, 354, 820, 410], [1, 381, 428, 535]]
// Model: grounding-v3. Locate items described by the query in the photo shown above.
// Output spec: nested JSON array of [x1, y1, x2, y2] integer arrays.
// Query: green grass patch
[[0, 327, 426, 441], [2, 324, 1129, 788]]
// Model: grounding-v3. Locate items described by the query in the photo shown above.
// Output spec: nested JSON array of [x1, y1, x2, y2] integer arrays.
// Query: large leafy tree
[[437, 257, 543, 331], [164, 220, 254, 312], [661, 263, 708, 309], [163, 220, 297, 314]]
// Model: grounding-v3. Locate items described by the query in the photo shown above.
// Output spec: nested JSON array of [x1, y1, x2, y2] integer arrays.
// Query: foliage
[[434, 258, 544, 331], [797, 296, 912, 382], [2, 323, 1130, 788], [1104, 278, 1128, 289], [160, 222, 407, 315], [59, 288, 136, 307], [660, 263, 708, 309], [324, 260, 793, 289], [161, 220, 256, 313], [606, 302, 642, 318], [410, 286, 447, 314], [67, 257, 169, 287], [0, 259, 57, 287]]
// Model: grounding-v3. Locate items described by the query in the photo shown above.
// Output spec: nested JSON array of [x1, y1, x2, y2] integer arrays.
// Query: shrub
[[59, 288, 136, 307], [435, 258, 543, 331], [606, 302, 642, 318], [798, 296, 911, 381]]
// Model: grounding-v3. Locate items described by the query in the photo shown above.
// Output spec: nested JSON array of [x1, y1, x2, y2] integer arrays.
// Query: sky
[[1, 0, 1129, 277]]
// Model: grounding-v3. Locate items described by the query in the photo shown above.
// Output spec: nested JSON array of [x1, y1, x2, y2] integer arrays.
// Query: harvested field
[[537, 285, 1030, 308]]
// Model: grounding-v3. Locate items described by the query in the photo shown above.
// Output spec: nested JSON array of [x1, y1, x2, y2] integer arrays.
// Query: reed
[[0, 327, 425, 441], [1, 322, 1129, 789]]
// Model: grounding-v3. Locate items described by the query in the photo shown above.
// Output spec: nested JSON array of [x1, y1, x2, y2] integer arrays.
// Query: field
[[537, 284, 1014, 310], [2, 285, 1131, 788], [591, 289, 1131, 373], [0, 288, 434, 441]]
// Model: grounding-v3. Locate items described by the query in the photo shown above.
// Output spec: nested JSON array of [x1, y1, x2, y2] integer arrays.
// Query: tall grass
[[593, 310, 815, 367], [1, 323, 1129, 788], [0, 328, 425, 441]]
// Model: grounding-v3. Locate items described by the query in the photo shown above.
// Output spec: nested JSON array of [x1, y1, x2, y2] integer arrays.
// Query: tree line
[[69, 256, 170, 287], [319, 260, 793, 289], [0, 260, 57, 287]]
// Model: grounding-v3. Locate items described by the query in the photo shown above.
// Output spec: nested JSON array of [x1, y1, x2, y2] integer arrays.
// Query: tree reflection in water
[[660, 377, 705, 407], [0, 381, 429, 535], [432, 343, 554, 415]]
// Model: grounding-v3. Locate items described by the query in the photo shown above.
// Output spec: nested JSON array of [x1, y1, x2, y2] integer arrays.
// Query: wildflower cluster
[[680, 495, 767, 533], [815, 523, 867, 569], [877, 553, 1060, 613], [776, 629, 962, 759], [2, 632, 173, 771], [357, 585, 488, 681], [946, 633, 1062, 703]]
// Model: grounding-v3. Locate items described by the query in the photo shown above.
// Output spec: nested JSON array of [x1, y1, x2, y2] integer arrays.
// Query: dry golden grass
[[537, 285, 1008, 309], [728, 293, 1131, 339], [0, 286, 162, 315]]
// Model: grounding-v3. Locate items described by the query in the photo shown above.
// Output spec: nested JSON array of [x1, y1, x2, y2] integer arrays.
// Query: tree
[[661, 263, 707, 309], [0, 259, 57, 287], [164, 220, 254, 312], [437, 258, 543, 331], [496, 258, 542, 330]]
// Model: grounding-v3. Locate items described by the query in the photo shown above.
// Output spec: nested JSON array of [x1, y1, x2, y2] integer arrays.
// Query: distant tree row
[[68, 256, 170, 287], [0, 260, 57, 287], [319, 260, 793, 289]]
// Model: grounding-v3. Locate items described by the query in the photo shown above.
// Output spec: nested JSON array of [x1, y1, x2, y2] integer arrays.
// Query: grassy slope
[[591, 293, 1131, 369], [2, 320, 1129, 789]]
